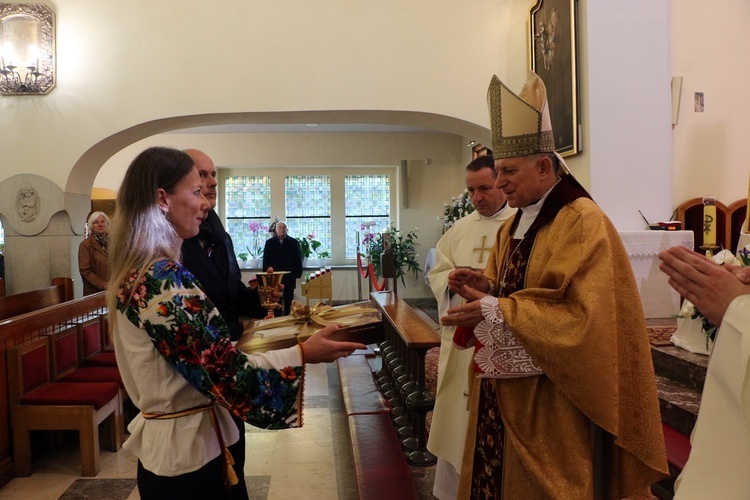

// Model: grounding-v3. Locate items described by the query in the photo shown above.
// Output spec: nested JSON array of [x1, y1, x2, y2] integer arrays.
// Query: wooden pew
[[370, 291, 441, 467], [0, 292, 106, 487], [0, 277, 74, 321], [7, 337, 122, 477]]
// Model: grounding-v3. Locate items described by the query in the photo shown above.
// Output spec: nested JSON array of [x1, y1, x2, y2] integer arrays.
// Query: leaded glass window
[[285, 176, 331, 256], [345, 175, 390, 258], [225, 176, 271, 258]]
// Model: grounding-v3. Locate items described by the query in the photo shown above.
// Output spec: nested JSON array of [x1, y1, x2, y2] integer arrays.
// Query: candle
[[703, 196, 716, 247]]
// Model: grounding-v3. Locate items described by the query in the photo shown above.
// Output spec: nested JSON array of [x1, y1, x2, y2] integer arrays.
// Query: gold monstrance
[[256, 271, 289, 319]]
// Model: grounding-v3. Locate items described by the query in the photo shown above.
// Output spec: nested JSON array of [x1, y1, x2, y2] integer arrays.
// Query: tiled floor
[[0, 360, 436, 499]]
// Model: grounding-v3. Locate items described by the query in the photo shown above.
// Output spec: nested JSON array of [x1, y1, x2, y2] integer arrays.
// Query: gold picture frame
[[529, 0, 579, 156]]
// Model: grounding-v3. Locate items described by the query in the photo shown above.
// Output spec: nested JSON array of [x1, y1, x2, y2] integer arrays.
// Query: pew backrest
[[0, 278, 75, 322]]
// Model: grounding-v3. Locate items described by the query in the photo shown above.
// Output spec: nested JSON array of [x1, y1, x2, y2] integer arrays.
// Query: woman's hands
[[301, 325, 367, 364]]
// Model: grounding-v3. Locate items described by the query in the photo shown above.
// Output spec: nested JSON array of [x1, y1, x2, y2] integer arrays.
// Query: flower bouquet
[[441, 190, 474, 230]]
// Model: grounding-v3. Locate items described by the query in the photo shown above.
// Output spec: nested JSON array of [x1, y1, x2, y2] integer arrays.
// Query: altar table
[[618, 230, 694, 319]]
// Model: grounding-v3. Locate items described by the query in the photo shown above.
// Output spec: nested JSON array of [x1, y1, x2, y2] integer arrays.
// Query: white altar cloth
[[618, 230, 694, 319]]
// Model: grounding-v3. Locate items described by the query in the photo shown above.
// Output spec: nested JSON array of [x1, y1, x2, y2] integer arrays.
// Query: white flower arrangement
[[441, 190, 474, 229]]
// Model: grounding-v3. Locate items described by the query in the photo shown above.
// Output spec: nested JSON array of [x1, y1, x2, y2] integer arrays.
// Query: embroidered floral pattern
[[473, 295, 543, 378], [116, 259, 303, 429]]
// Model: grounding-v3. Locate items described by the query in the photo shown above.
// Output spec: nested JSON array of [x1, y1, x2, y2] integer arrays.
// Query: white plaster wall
[[586, 0, 672, 228], [670, 0, 750, 206], [1, 0, 513, 191]]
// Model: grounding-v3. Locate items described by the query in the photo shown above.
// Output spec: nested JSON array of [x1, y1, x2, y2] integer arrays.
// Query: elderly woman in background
[[108, 146, 363, 499], [78, 211, 111, 295]]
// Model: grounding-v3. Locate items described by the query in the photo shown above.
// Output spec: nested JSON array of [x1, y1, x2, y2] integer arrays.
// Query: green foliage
[[238, 252, 249, 261], [299, 234, 322, 259], [365, 224, 421, 286], [317, 250, 331, 258]]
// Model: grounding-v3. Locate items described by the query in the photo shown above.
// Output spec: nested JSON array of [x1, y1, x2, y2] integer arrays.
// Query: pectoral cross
[[473, 235, 492, 264]]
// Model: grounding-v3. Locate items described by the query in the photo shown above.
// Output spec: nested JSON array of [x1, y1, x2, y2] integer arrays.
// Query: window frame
[[219, 166, 396, 264]]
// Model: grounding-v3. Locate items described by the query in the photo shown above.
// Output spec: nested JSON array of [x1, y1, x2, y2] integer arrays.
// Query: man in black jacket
[[180, 149, 266, 500], [262, 221, 302, 315], [180, 149, 266, 340]]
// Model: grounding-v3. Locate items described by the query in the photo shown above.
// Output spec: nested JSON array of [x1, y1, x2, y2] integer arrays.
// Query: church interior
[[0, 0, 747, 498]]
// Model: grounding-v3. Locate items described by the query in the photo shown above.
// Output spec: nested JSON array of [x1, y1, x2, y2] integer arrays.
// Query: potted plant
[[246, 221, 268, 267], [237, 252, 249, 269], [299, 233, 321, 266], [363, 224, 421, 286], [317, 249, 331, 267]]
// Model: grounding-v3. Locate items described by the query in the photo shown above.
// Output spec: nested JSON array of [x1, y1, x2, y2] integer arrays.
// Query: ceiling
[[168, 123, 444, 134]]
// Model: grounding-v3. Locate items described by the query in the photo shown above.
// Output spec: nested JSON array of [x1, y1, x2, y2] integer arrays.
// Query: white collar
[[479, 202, 509, 220], [513, 180, 559, 239]]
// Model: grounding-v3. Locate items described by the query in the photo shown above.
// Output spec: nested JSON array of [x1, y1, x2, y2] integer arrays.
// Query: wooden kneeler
[[7, 337, 123, 477]]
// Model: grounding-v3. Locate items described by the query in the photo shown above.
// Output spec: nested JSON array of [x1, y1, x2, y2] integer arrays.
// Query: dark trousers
[[281, 287, 295, 316], [229, 415, 249, 500], [137, 419, 249, 500], [137, 455, 227, 500]]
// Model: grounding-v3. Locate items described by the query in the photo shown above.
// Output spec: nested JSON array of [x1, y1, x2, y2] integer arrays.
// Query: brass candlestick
[[700, 245, 720, 259], [256, 271, 289, 319]]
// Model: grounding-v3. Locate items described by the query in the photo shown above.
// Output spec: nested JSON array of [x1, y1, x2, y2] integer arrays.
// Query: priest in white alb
[[659, 245, 750, 499], [427, 154, 516, 499]]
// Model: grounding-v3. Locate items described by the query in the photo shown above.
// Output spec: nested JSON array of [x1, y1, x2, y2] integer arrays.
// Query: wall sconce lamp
[[0, 3, 55, 95]]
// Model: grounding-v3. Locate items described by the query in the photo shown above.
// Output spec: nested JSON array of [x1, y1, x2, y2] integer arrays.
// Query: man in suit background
[[180, 148, 279, 500], [262, 221, 302, 316], [180, 149, 266, 340]]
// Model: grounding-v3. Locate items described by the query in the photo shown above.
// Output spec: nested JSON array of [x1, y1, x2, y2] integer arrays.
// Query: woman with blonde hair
[[78, 211, 111, 295], [108, 146, 363, 499]]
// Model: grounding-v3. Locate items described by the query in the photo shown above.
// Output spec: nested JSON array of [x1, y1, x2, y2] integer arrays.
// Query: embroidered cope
[[455, 177, 668, 499]]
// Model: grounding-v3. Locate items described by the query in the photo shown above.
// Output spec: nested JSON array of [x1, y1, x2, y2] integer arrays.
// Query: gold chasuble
[[457, 176, 668, 499]]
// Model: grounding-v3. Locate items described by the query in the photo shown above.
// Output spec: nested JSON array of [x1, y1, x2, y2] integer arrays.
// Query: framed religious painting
[[529, 0, 580, 157]]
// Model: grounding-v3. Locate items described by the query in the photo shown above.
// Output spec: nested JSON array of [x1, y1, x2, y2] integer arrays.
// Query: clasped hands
[[658, 246, 750, 327], [440, 268, 491, 328]]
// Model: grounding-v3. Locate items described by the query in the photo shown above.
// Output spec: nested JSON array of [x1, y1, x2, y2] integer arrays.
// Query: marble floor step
[[655, 373, 700, 436], [651, 344, 708, 391]]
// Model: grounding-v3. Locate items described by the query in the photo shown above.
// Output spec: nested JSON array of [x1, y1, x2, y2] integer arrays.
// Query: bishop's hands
[[659, 245, 750, 327], [447, 268, 491, 297], [441, 268, 491, 328]]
